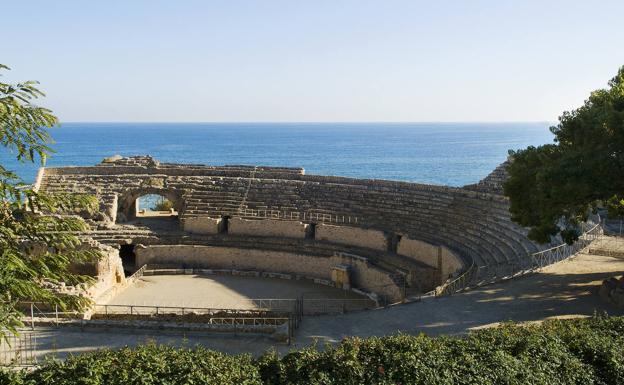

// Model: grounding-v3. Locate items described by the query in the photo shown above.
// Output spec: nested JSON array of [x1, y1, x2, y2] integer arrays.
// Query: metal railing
[[236, 208, 359, 224], [94, 296, 375, 317], [20, 302, 82, 327], [586, 234, 624, 258], [93, 304, 282, 316], [127, 264, 148, 284], [530, 222, 602, 269], [300, 298, 377, 314], [436, 260, 478, 296], [0, 332, 37, 367], [92, 303, 297, 342], [437, 219, 603, 296]]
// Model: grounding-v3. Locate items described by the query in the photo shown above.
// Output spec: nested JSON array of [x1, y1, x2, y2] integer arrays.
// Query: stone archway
[[116, 187, 185, 222]]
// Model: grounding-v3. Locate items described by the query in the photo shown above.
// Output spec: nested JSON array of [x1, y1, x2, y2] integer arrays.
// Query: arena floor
[[105, 274, 364, 309]]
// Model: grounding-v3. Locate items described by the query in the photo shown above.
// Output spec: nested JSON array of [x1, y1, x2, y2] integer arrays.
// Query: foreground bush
[[0, 345, 262, 385], [2, 315, 624, 385]]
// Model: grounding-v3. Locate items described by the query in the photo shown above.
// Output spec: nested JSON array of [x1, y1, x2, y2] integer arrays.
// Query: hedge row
[[2, 315, 624, 385]]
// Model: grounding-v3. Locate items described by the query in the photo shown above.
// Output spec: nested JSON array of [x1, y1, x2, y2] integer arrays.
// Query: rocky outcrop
[[599, 276, 624, 306]]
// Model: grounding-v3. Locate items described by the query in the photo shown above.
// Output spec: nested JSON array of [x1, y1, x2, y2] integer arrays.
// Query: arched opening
[[116, 189, 184, 231], [136, 194, 177, 218], [119, 244, 136, 276]]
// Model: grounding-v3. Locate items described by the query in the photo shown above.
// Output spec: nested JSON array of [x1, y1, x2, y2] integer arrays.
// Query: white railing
[[93, 304, 274, 316], [236, 208, 359, 224], [587, 234, 624, 257], [19, 302, 82, 327], [530, 222, 602, 269], [94, 297, 375, 316], [437, 218, 603, 296], [127, 264, 148, 284]]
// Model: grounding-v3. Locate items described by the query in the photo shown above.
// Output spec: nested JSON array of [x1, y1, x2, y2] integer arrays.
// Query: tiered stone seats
[[37, 156, 543, 281], [463, 159, 511, 195]]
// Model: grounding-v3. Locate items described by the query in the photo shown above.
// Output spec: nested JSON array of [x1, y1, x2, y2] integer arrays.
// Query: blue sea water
[[0, 122, 554, 187]]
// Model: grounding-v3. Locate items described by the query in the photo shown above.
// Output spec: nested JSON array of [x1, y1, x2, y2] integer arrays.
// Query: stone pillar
[[437, 246, 443, 284], [331, 264, 351, 289]]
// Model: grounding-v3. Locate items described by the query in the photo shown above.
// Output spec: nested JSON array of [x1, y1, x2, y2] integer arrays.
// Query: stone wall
[[67, 242, 126, 303], [33, 167, 45, 192], [101, 194, 118, 223], [134, 245, 403, 302], [89, 244, 127, 302], [182, 217, 223, 234], [315, 224, 388, 251], [228, 218, 307, 238], [440, 247, 464, 280], [397, 236, 464, 281]]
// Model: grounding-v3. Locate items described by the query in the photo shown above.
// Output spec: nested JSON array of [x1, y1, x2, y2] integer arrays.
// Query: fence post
[[55, 304, 59, 325], [30, 303, 34, 330]]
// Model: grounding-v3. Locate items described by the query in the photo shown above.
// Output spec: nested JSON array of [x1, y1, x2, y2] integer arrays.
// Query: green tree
[[153, 197, 174, 211], [505, 66, 624, 244], [0, 64, 99, 339]]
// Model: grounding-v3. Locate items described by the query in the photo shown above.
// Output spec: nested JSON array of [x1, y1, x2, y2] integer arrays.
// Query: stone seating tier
[[37, 156, 542, 273]]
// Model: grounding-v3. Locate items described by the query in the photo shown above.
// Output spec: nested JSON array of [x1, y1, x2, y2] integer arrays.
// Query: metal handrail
[[93, 304, 284, 316], [127, 264, 147, 284], [0, 332, 37, 367], [436, 218, 603, 296], [231, 208, 360, 224]]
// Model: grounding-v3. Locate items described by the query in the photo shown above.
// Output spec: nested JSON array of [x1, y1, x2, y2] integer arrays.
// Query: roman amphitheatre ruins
[[24, 154, 620, 355]]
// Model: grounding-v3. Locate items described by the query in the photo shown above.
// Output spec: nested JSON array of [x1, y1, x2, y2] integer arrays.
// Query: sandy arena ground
[[22, 251, 624, 361], [105, 274, 364, 309]]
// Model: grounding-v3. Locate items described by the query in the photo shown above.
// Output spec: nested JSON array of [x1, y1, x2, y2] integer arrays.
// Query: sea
[[0, 122, 554, 187]]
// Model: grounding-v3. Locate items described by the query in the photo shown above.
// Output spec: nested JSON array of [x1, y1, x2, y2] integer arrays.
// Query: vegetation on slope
[[505, 65, 624, 244], [2, 315, 624, 385]]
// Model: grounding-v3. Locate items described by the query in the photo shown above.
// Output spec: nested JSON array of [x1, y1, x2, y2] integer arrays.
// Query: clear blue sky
[[4, 0, 624, 122]]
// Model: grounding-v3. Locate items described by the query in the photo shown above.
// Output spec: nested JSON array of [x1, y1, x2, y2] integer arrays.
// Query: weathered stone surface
[[600, 276, 624, 307], [316, 224, 388, 251], [36, 155, 543, 300], [397, 237, 464, 281], [135, 245, 403, 302], [229, 218, 307, 238], [102, 155, 123, 163], [182, 217, 222, 234], [397, 237, 439, 267]]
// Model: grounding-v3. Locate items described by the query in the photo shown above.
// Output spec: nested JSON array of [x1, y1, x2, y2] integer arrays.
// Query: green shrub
[[153, 198, 174, 211], [3, 344, 261, 385], [2, 316, 624, 385]]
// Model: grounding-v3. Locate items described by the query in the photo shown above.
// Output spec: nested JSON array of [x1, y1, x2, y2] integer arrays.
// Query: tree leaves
[[0, 64, 99, 340], [505, 66, 624, 244]]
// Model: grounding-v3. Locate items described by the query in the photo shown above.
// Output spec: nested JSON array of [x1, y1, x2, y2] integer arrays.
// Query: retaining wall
[[68, 243, 126, 303], [182, 217, 223, 234], [134, 245, 403, 302], [315, 224, 388, 251], [398, 236, 464, 280], [228, 218, 307, 238]]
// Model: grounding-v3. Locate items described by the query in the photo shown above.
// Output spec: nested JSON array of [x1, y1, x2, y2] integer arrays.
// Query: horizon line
[[59, 120, 555, 124]]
